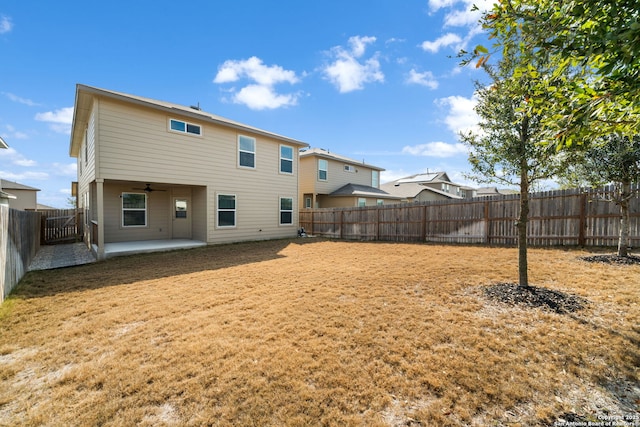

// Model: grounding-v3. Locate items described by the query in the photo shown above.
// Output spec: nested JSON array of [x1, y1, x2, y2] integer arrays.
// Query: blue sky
[[0, 0, 498, 208]]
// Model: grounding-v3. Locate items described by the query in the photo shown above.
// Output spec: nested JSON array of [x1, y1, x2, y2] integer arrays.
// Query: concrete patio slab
[[103, 239, 207, 258]]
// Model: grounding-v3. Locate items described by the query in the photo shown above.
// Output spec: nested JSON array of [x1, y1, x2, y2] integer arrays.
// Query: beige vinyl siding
[[308, 157, 378, 194], [298, 156, 317, 208], [94, 97, 299, 244], [102, 183, 171, 243], [77, 107, 97, 214], [191, 186, 207, 242]]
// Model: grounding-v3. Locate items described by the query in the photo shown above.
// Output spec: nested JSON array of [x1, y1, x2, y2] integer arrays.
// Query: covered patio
[[102, 239, 206, 259]]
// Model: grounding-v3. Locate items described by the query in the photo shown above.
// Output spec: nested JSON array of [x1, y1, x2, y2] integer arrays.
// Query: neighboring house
[[0, 138, 12, 206], [299, 148, 401, 208], [70, 84, 308, 260], [381, 172, 475, 203], [475, 187, 519, 197], [0, 179, 40, 210]]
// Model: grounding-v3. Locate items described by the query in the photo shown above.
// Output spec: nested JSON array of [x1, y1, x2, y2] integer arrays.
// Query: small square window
[[122, 193, 147, 227]]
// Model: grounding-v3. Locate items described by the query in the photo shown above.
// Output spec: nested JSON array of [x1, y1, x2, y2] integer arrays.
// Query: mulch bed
[[579, 254, 640, 265], [484, 282, 589, 314]]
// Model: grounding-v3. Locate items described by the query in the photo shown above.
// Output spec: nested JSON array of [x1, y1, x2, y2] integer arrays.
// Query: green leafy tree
[[473, 0, 640, 148], [561, 135, 640, 256], [460, 58, 566, 287]]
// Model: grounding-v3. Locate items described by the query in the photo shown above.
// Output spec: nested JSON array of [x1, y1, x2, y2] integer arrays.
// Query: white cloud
[[407, 69, 439, 89], [0, 147, 37, 167], [420, 33, 463, 53], [51, 162, 77, 177], [0, 170, 48, 181], [233, 85, 299, 111], [213, 56, 300, 110], [428, 0, 457, 11], [348, 35, 376, 58], [4, 125, 28, 140], [4, 92, 39, 106], [0, 16, 12, 34], [402, 141, 468, 158], [214, 56, 299, 86], [35, 107, 74, 134], [323, 36, 384, 93], [436, 94, 480, 135]]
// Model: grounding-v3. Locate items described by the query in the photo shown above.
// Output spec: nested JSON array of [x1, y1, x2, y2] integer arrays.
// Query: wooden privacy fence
[[38, 209, 84, 245], [1, 206, 41, 302], [299, 186, 640, 247]]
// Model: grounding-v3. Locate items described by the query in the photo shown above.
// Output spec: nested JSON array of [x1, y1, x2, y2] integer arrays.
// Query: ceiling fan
[[132, 183, 167, 193]]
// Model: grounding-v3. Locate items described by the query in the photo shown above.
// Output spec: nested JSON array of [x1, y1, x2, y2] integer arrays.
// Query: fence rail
[[299, 186, 639, 247]]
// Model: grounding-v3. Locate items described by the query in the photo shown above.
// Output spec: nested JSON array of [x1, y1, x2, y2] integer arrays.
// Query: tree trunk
[[617, 181, 631, 257], [518, 180, 529, 287]]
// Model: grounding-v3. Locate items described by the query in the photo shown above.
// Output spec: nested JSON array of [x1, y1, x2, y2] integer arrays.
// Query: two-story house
[[70, 84, 308, 260], [299, 148, 401, 208], [381, 172, 476, 203], [0, 179, 39, 210]]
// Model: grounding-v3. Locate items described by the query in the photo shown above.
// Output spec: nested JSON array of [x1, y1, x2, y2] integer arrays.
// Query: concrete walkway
[[28, 243, 97, 271]]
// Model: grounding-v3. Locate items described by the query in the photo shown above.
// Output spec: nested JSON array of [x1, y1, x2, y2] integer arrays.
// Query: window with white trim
[[122, 193, 147, 227], [169, 118, 202, 136], [280, 197, 293, 225], [372, 170, 379, 188], [305, 197, 312, 209], [377, 199, 384, 206], [217, 194, 236, 227], [238, 135, 256, 168], [358, 198, 366, 207], [344, 165, 355, 173], [318, 159, 328, 181], [280, 145, 293, 174]]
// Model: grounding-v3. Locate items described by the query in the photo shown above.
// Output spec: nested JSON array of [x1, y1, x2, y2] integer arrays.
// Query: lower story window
[[122, 193, 146, 227], [358, 198, 366, 207], [217, 194, 236, 227], [280, 197, 293, 225]]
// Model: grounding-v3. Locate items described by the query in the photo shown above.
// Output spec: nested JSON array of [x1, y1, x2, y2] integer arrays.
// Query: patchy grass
[[0, 239, 638, 426]]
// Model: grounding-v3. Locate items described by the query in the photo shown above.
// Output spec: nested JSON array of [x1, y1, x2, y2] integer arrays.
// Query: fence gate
[[39, 209, 84, 245]]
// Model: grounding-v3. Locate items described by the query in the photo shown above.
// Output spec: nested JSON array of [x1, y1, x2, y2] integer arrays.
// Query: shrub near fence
[[0, 206, 41, 302], [299, 186, 640, 247]]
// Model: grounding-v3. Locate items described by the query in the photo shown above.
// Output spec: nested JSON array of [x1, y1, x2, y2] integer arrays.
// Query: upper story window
[[344, 165, 356, 173], [280, 145, 293, 174], [372, 170, 379, 188], [169, 118, 202, 136], [441, 183, 450, 193], [122, 193, 147, 227], [238, 135, 256, 168], [318, 159, 328, 181]]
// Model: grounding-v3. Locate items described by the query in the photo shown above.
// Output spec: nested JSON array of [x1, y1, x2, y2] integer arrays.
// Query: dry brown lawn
[[0, 239, 638, 426]]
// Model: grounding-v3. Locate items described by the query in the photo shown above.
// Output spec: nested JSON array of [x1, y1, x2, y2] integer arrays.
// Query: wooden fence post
[[484, 200, 490, 244], [578, 192, 587, 247]]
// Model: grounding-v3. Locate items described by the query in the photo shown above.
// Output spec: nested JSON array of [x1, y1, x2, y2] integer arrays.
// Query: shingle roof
[[329, 183, 400, 199], [0, 179, 40, 191], [299, 148, 385, 171]]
